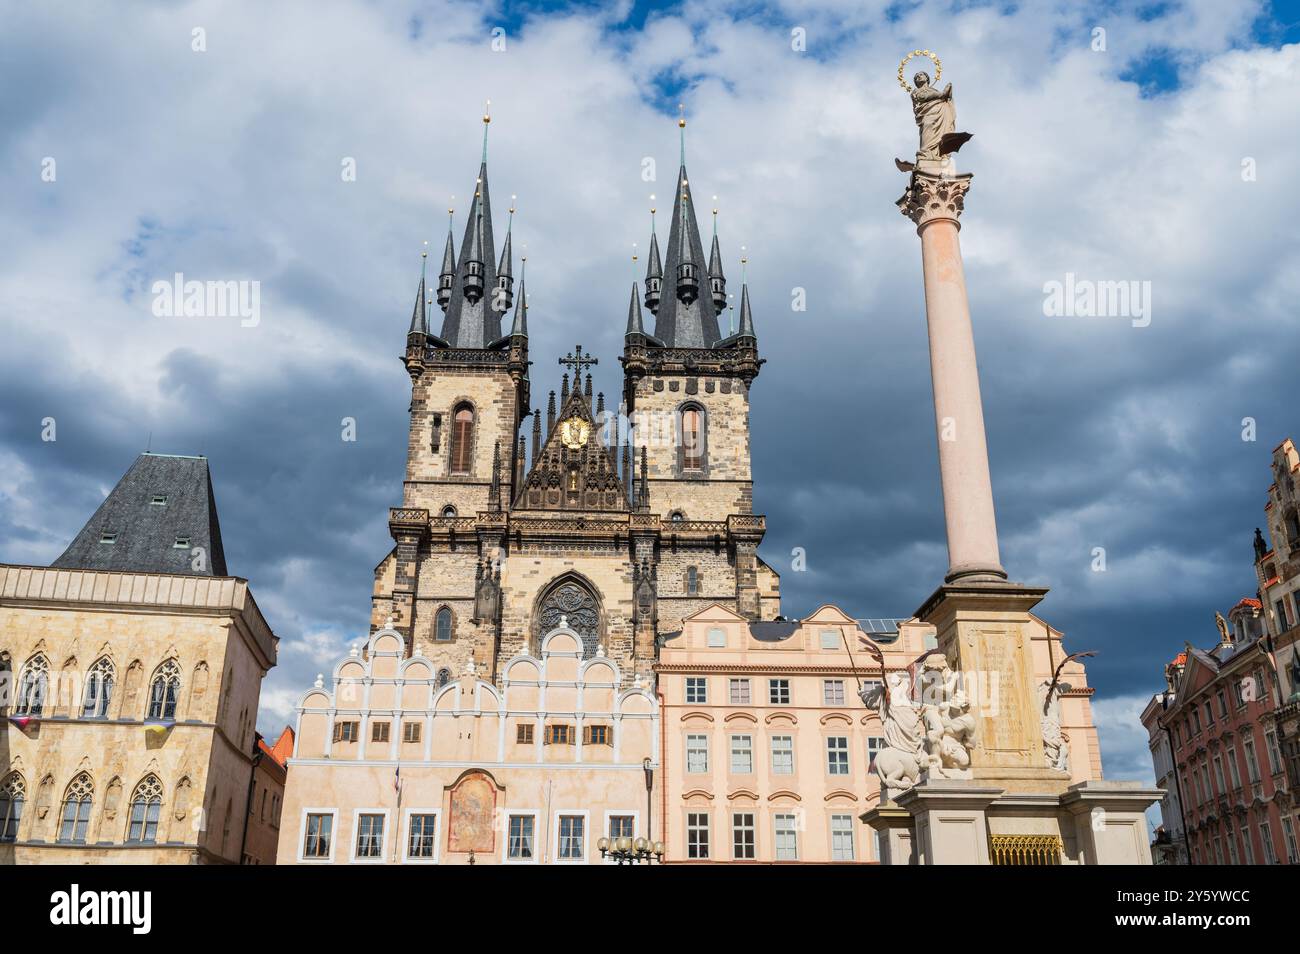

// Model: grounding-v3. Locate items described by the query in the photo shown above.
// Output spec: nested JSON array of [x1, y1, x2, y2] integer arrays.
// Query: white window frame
[[823, 679, 845, 706], [686, 677, 708, 704], [729, 678, 751, 705], [350, 807, 389, 864], [297, 807, 338, 863], [769, 678, 790, 705], [826, 736, 850, 776], [502, 809, 541, 865], [686, 733, 709, 773], [820, 629, 839, 650], [686, 810, 711, 860], [830, 812, 855, 861], [770, 734, 795, 775], [773, 813, 799, 861], [401, 807, 441, 864], [552, 809, 591, 865], [600, 809, 641, 864], [731, 810, 756, 860], [729, 734, 754, 775], [707, 627, 726, 648]]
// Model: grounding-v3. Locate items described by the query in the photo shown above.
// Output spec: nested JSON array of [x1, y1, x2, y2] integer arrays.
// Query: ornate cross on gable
[[559, 344, 598, 377]]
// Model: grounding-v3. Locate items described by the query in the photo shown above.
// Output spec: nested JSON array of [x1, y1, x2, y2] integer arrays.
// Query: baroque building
[[373, 116, 778, 686], [0, 453, 279, 864]]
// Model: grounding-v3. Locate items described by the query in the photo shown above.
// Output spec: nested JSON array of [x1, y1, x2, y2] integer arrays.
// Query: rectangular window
[[402, 721, 421, 743], [823, 679, 845, 706], [1244, 739, 1261, 784], [584, 725, 610, 746], [729, 734, 753, 774], [774, 814, 798, 861], [866, 736, 885, 765], [686, 734, 709, 773], [1261, 822, 1277, 864], [1266, 730, 1283, 774], [707, 627, 726, 648], [516, 723, 534, 744], [303, 813, 333, 859], [826, 736, 850, 775], [1242, 827, 1255, 864], [820, 629, 839, 650], [732, 812, 755, 860], [687, 812, 710, 859], [407, 814, 437, 859], [729, 678, 751, 705], [771, 735, 794, 775], [1212, 757, 1226, 795], [1226, 747, 1242, 789], [1217, 690, 1228, 718], [768, 679, 790, 705], [608, 815, 634, 840], [1277, 599, 1291, 631], [546, 724, 572, 745], [1284, 817, 1299, 864], [173, 536, 190, 549], [508, 815, 534, 860], [686, 677, 708, 704], [100, 532, 118, 544], [1203, 701, 1214, 726], [831, 814, 855, 861], [558, 815, 585, 861], [150, 494, 168, 506], [355, 813, 385, 859], [333, 721, 359, 743], [371, 721, 390, 743]]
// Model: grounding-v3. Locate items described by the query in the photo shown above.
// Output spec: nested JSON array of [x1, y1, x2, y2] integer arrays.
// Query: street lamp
[[597, 834, 665, 865]]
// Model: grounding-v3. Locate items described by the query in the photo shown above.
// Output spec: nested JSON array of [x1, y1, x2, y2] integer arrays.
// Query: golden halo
[[897, 49, 942, 92]]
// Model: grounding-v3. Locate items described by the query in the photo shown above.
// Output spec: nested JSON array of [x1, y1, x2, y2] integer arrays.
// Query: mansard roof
[[52, 453, 228, 576]]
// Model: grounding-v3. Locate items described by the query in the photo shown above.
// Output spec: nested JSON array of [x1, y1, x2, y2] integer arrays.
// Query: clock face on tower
[[559, 417, 590, 449]]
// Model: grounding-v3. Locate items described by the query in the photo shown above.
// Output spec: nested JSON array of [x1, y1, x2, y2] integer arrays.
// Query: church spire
[[436, 110, 502, 349], [650, 157, 720, 347], [510, 256, 528, 338], [737, 279, 756, 341], [708, 203, 727, 315], [625, 282, 645, 339]]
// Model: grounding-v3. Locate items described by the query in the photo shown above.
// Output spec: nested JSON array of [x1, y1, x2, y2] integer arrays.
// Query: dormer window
[[150, 495, 168, 506], [100, 532, 118, 545]]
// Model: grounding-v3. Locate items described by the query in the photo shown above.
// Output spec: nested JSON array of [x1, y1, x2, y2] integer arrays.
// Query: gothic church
[[373, 118, 780, 685]]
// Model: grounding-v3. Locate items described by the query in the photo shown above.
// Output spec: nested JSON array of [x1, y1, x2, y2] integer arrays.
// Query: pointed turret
[[437, 115, 503, 348], [494, 201, 515, 315], [510, 262, 528, 339], [708, 223, 727, 315], [644, 215, 663, 315], [408, 246, 429, 339], [625, 282, 645, 340], [436, 219, 456, 313], [736, 282, 756, 341]]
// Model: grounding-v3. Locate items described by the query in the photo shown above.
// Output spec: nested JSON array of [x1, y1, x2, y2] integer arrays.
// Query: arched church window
[[0, 772, 24, 842], [687, 566, 699, 595], [147, 660, 181, 720], [127, 775, 163, 843], [59, 773, 94, 843], [436, 668, 451, 688], [450, 404, 474, 475], [16, 654, 48, 716], [670, 511, 685, 523], [82, 657, 115, 718], [435, 607, 453, 642], [680, 405, 705, 472], [535, 580, 601, 659], [441, 505, 457, 518]]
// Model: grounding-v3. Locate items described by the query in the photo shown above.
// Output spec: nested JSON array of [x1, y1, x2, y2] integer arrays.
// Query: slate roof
[[437, 161, 505, 349], [650, 165, 723, 348], [51, 453, 229, 576]]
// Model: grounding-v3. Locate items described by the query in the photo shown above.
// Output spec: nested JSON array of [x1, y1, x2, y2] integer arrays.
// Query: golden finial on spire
[[422, 239, 428, 259], [484, 99, 492, 124], [678, 103, 685, 129], [509, 193, 516, 215], [649, 194, 656, 215]]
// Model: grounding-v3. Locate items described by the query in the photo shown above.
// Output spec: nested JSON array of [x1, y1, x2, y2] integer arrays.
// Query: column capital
[[897, 170, 973, 230]]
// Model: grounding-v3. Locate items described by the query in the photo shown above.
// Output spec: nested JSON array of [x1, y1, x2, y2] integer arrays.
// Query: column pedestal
[[895, 781, 1002, 865], [1061, 781, 1164, 865]]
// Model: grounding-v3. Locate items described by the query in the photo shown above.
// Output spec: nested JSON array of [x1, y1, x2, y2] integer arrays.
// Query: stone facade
[[241, 727, 292, 865], [278, 625, 659, 864], [0, 565, 277, 864]]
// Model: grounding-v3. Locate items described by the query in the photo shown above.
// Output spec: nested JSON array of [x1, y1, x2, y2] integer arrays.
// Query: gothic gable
[[514, 387, 628, 512]]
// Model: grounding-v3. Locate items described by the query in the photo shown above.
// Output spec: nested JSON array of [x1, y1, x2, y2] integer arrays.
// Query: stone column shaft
[[902, 171, 1005, 583]]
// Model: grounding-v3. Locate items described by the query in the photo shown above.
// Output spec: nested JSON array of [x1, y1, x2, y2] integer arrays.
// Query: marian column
[[892, 55, 1054, 792]]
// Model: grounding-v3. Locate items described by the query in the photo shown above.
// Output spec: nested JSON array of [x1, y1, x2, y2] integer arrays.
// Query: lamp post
[[597, 757, 664, 864]]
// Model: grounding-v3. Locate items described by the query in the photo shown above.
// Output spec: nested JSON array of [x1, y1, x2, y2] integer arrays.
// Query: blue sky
[[2, 0, 1299, 794]]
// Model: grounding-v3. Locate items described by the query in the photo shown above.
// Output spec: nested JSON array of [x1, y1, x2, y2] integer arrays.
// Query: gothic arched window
[[687, 566, 699, 595], [436, 668, 451, 688], [0, 772, 24, 842], [450, 403, 475, 475], [441, 505, 457, 518], [147, 660, 181, 720], [679, 405, 705, 472], [535, 579, 601, 658], [127, 775, 163, 843], [435, 607, 453, 642], [59, 773, 94, 843], [16, 654, 49, 716], [82, 657, 115, 719]]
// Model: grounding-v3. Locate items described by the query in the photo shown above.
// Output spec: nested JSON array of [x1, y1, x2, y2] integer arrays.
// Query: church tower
[[372, 113, 778, 687]]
